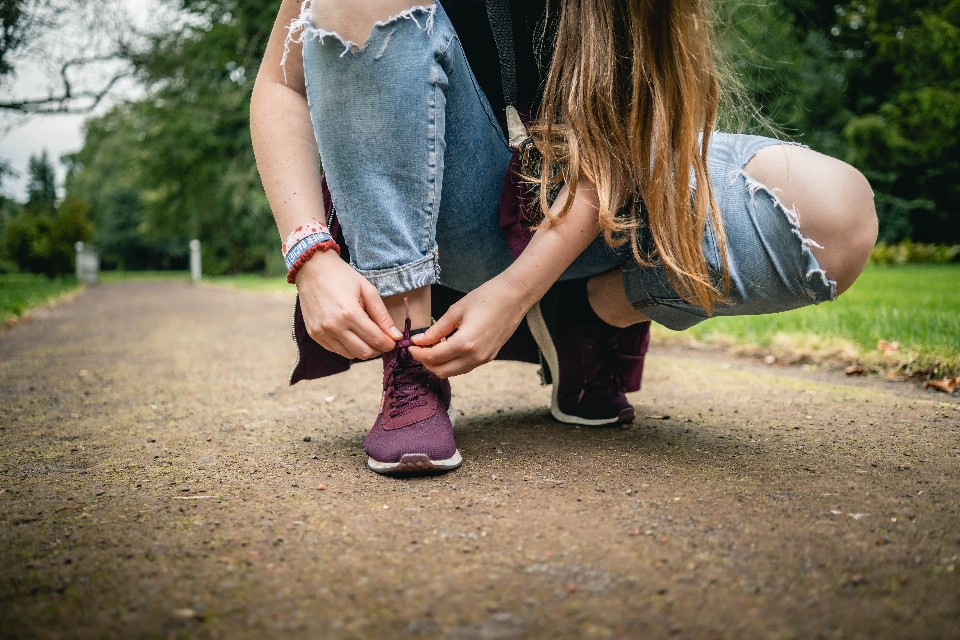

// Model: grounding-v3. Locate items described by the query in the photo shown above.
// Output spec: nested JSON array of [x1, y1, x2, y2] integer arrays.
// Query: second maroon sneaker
[[364, 314, 461, 474], [526, 284, 637, 426]]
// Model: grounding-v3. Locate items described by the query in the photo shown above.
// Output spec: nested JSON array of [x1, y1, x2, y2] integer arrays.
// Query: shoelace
[[385, 300, 429, 418], [387, 350, 429, 418], [581, 331, 626, 396]]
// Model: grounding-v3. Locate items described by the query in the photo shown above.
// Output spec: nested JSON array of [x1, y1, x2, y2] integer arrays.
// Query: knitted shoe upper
[[364, 316, 456, 464]]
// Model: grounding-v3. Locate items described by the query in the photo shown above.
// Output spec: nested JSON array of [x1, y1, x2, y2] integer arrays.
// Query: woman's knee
[[312, 0, 429, 44], [745, 145, 877, 295]]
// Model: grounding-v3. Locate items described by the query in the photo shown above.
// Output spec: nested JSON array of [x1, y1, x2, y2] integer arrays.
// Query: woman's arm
[[251, 0, 324, 239], [251, 0, 401, 359], [409, 183, 602, 377]]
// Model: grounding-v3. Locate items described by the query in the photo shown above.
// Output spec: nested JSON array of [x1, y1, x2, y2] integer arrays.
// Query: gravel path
[[1, 281, 958, 639]]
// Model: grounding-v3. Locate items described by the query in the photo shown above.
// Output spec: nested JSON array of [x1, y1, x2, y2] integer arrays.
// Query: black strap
[[485, 0, 517, 109]]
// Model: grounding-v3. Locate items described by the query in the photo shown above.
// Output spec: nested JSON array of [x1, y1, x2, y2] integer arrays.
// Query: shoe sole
[[526, 301, 634, 427], [366, 406, 462, 475]]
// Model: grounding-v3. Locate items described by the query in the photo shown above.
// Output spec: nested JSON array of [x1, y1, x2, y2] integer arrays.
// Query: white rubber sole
[[526, 301, 626, 427], [367, 405, 462, 474]]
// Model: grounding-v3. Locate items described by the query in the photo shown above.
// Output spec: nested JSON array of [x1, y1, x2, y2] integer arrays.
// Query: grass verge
[[101, 271, 292, 293], [204, 274, 291, 293], [652, 264, 960, 378], [0, 274, 83, 325]]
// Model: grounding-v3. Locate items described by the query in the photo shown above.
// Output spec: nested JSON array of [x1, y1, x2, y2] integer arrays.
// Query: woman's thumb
[[411, 308, 460, 346]]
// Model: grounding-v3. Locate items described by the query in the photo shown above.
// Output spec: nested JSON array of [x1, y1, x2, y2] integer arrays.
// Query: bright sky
[[0, 1, 159, 201]]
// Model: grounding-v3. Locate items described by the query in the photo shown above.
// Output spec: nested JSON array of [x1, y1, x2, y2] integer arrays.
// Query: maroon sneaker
[[526, 286, 636, 426], [364, 314, 461, 474]]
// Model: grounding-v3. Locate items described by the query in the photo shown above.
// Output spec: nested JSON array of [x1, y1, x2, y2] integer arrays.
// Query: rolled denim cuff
[[284, 232, 334, 271], [355, 252, 439, 297]]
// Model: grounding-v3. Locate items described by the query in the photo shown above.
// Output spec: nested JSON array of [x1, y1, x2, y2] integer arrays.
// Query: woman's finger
[[421, 356, 480, 379], [348, 311, 397, 355], [408, 342, 458, 366], [317, 336, 353, 360], [411, 306, 461, 346], [337, 330, 384, 361], [360, 283, 403, 342]]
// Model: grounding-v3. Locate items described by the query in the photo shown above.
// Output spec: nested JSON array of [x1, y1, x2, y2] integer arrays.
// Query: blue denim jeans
[[298, 3, 836, 331]]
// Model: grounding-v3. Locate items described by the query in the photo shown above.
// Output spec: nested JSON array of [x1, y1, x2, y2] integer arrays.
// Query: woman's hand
[[408, 275, 531, 378], [296, 251, 402, 360]]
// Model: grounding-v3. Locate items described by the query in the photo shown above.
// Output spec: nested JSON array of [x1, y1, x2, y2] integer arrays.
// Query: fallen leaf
[[845, 365, 868, 376], [924, 377, 960, 394], [877, 340, 900, 353], [884, 370, 908, 382]]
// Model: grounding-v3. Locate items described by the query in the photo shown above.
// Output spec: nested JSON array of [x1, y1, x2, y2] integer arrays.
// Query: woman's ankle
[[384, 285, 432, 330]]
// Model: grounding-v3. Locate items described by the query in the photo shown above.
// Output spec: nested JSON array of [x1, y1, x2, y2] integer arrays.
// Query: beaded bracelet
[[283, 221, 341, 284]]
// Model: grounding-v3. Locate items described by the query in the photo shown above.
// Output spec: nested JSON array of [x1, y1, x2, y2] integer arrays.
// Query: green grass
[[654, 264, 960, 376], [205, 274, 291, 292], [100, 271, 292, 292], [99, 270, 193, 283], [0, 274, 83, 324]]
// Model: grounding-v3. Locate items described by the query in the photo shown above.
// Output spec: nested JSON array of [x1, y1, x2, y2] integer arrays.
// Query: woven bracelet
[[285, 238, 341, 283], [283, 221, 341, 284]]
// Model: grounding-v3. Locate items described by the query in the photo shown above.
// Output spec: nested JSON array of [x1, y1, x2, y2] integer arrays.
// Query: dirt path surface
[[1, 281, 959, 639]]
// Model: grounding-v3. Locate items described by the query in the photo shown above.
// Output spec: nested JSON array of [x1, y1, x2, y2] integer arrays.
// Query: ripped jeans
[[294, 3, 836, 332]]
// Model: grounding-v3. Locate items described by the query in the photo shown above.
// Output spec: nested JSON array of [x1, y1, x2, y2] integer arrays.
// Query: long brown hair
[[533, 0, 729, 314]]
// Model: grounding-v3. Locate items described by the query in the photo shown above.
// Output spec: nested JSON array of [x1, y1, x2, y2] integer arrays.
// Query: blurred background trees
[[63, 0, 283, 275], [726, 0, 960, 244], [1, 151, 91, 276], [0, 0, 958, 277]]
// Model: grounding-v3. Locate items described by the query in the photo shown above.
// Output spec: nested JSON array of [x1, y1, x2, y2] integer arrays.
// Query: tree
[[25, 149, 56, 215], [723, 0, 960, 244], [65, 0, 285, 275], [65, 105, 189, 271], [0, 0, 140, 116], [2, 150, 91, 276]]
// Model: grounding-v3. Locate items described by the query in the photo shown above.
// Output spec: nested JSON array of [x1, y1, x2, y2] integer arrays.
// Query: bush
[[2, 195, 94, 277], [870, 240, 960, 265]]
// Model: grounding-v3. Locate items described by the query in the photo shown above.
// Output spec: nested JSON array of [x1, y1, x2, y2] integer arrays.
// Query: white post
[[75, 241, 83, 281], [74, 241, 99, 285], [190, 239, 202, 283]]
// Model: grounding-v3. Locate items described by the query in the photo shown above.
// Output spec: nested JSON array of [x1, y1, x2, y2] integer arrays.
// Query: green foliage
[[3, 195, 93, 277], [2, 152, 93, 277], [65, 0, 285, 275], [0, 196, 20, 273], [870, 240, 960, 264], [722, 0, 960, 244], [65, 106, 190, 271], [24, 150, 57, 216], [0, 0, 26, 77]]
